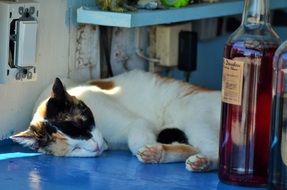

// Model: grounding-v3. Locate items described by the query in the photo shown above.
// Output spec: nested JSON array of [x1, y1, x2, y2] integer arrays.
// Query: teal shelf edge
[[77, 0, 287, 28]]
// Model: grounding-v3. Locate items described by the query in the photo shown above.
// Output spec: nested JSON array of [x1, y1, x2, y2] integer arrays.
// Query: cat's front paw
[[185, 154, 210, 172], [136, 144, 164, 163]]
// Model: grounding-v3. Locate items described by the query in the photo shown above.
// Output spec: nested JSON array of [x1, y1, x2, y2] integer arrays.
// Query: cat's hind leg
[[137, 143, 198, 163], [185, 140, 218, 172], [127, 119, 158, 155], [128, 122, 198, 163]]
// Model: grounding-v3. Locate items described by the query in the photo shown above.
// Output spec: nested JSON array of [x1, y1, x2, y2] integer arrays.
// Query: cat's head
[[10, 78, 105, 157]]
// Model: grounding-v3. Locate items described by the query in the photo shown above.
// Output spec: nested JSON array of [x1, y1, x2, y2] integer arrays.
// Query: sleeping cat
[[10, 70, 221, 172]]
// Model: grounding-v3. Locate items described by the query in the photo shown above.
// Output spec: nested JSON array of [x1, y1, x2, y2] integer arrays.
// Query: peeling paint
[[110, 28, 148, 75], [75, 25, 99, 69]]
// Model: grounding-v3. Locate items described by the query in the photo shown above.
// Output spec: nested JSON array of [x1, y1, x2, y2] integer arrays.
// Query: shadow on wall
[[173, 26, 287, 90]]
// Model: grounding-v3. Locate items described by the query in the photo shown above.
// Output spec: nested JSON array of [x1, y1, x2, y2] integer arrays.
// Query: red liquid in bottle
[[219, 41, 278, 186]]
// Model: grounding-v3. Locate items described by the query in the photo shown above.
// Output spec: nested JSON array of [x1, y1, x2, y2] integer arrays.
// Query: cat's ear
[[10, 129, 39, 149], [51, 78, 67, 100]]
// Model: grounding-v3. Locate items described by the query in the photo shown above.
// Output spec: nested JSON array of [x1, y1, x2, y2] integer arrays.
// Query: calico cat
[[10, 70, 221, 172]]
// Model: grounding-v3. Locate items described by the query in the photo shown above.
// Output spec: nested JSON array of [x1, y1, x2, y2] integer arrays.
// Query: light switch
[[16, 20, 37, 67], [0, 1, 39, 83]]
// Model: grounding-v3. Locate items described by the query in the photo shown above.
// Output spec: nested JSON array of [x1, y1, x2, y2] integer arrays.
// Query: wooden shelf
[[77, 0, 287, 28]]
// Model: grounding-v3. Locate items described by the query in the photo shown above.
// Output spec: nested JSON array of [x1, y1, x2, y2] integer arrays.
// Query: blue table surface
[[0, 141, 266, 190]]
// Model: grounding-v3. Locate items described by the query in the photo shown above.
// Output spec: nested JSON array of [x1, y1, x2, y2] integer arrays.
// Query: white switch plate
[[17, 20, 37, 67], [0, 0, 39, 83]]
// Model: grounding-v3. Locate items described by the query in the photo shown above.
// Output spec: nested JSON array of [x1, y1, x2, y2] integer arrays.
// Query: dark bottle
[[219, 0, 281, 186], [269, 40, 287, 190]]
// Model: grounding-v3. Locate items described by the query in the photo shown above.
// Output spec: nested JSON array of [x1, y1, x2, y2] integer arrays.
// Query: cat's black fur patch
[[46, 97, 67, 118], [157, 128, 188, 144], [51, 119, 93, 140], [46, 100, 95, 140], [44, 78, 95, 140]]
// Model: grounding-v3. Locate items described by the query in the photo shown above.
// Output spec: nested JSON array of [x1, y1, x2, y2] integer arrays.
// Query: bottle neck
[[241, 0, 270, 28]]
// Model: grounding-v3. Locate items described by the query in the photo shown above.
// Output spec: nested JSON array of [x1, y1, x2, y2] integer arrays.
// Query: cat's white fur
[[33, 70, 221, 171]]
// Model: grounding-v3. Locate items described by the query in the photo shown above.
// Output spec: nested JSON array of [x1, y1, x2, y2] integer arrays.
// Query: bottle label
[[221, 58, 244, 105]]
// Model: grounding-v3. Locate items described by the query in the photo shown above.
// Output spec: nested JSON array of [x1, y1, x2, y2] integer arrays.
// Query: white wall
[[0, 0, 97, 139]]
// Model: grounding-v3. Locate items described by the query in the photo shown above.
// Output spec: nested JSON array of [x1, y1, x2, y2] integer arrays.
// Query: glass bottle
[[219, 0, 281, 186], [269, 41, 287, 190]]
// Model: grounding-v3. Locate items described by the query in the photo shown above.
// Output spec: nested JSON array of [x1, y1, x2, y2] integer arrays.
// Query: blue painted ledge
[[77, 0, 287, 28], [0, 140, 266, 190]]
